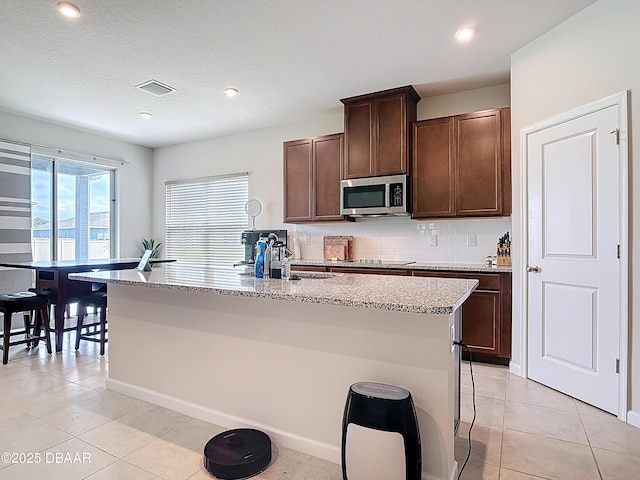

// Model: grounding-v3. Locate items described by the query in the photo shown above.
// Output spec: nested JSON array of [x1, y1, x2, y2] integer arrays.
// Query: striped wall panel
[[0, 140, 34, 293]]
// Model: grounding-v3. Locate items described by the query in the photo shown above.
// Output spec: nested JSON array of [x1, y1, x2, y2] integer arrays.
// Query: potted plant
[[141, 238, 162, 259]]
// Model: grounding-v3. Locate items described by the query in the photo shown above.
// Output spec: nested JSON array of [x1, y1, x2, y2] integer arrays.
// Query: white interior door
[[527, 102, 623, 415]]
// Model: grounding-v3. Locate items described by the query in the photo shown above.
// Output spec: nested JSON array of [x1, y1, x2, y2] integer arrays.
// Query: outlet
[[429, 235, 438, 247], [451, 324, 455, 352], [301, 235, 311, 245], [468, 234, 477, 246]]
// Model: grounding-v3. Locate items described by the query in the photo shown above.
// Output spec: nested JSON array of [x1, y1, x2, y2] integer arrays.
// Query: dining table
[[0, 258, 174, 352]]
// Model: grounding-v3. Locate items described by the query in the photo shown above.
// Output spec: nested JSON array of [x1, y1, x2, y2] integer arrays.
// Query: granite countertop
[[69, 265, 478, 315], [291, 259, 512, 273]]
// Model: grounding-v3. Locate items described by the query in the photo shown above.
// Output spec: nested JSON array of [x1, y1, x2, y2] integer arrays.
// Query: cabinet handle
[[526, 265, 541, 273]]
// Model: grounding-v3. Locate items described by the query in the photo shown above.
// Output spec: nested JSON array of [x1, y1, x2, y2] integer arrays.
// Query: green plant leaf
[[141, 238, 161, 258]]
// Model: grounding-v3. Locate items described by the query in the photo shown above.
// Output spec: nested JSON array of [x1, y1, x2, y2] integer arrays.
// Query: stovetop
[[344, 260, 416, 266]]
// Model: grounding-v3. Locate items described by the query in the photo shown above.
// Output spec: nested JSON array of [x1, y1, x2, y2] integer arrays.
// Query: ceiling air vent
[[135, 79, 176, 96]]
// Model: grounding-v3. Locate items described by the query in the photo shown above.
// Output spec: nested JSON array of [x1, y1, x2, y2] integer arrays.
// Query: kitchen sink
[[288, 272, 338, 280], [238, 270, 338, 280]]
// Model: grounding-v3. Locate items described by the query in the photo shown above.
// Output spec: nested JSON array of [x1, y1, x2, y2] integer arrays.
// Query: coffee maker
[[238, 229, 287, 266]]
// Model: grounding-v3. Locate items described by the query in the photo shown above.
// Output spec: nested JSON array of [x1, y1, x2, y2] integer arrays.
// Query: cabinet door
[[313, 134, 344, 221], [455, 109, 503, 216], [412, 117, 455, 218], [498, 270, 512, 358], [344, 102, 374, 178], [375, 94, 408, 176], [283, 139, 313, 222], [461, 290, 501, 356], [501, 107, 512, 216], [413, 270, 511, 363]]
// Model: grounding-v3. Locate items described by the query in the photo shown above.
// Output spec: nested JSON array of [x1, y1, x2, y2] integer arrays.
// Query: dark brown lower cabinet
[[412, 270, 511, 365]]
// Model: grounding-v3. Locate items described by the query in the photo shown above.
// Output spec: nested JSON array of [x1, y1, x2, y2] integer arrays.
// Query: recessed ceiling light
[[57, 2, 81, 18], [224, 87, 238, 98], [139, 112, 152, 119], [455, 26, 475, 43]]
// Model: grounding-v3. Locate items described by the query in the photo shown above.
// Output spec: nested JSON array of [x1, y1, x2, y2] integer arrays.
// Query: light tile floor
[[457, 361, 640, 480], [1, 333, 639, 480]]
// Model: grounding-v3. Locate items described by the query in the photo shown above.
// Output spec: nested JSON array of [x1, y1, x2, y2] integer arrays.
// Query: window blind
[[165, 172, 248, 271]]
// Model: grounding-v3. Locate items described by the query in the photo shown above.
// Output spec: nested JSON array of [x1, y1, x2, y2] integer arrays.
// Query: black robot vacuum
[[204, 428, 272, 479]]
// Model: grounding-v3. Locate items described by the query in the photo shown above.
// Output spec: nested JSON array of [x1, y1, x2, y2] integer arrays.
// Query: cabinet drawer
[[291, 266, 328, 272], [412, 270, 500, 290]]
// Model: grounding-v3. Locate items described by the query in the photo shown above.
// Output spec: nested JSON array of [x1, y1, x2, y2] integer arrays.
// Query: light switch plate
[[468, 234, 477, 246], [429, 235, 438, 246]]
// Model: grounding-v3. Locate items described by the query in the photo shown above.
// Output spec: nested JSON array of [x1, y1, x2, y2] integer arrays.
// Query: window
[[165, 172, 248, 270], [31, 155, 116, 261]]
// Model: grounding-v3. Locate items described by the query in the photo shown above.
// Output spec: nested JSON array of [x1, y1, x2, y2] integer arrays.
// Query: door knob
[[527, 265, 541, 273]]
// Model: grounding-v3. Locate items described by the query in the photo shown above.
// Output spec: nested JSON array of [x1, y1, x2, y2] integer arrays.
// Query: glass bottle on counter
[[281, 257, 291, 280]]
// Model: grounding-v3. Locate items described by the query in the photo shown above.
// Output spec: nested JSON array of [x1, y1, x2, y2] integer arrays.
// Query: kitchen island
[[292, 260, 513, 365], [70, 265, 477, 480]]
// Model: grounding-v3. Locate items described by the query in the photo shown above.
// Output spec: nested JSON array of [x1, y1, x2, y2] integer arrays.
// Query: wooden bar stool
[[0, 292, 52, 364], [75, 292, 108, 356]]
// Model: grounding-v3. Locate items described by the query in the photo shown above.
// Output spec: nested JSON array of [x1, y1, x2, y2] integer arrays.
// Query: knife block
[[496, 255, 511, 266], [496, 241, 511, 266]]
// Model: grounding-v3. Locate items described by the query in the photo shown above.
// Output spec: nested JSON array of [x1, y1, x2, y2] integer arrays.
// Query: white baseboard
[[420, 464, 457, 480], [627, 410, 640, 429], [106, 378, 340, 464], [447, 460, 459, 480], [106, 378, 452, 480], [509, 361, 523, 378]]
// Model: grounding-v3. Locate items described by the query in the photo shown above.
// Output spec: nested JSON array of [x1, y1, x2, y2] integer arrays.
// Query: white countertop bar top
[[69, 265, 478, 315], [291, 259, 512, 273]]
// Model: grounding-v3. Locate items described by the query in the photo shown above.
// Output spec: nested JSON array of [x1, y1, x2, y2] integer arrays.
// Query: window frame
[[30, 154, 117, 261]]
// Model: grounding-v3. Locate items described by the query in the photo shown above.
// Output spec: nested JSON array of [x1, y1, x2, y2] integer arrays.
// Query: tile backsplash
[[292, 216, 512, 264]]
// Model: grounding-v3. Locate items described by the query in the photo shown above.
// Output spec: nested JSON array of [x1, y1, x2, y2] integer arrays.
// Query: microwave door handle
[[385, 183, 390, 207]]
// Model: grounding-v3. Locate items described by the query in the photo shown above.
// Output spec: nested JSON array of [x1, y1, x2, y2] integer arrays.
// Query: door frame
[[519, 91, 629, 421]]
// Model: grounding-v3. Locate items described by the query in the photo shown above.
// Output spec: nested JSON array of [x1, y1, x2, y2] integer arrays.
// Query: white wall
[[510, 0, 639, 419], [0, 110, 153, 258], [152, 109, 344, 239], [418, 84, 511, 121], [295, 216, 511, 264], [153, 84, 512, 264]]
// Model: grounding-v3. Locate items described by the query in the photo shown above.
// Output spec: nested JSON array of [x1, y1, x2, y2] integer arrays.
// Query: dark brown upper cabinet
[[412, 116, 456, 217], [341, 86, 420, 179], [412, 107, 511, 218], [283, 133, 344, 223]]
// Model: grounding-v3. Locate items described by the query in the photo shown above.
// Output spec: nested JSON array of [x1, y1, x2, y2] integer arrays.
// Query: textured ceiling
[[0, 0, 596, 148]]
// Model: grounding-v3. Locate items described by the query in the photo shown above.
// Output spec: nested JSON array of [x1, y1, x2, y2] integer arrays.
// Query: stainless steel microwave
[[340, 174, 409, 216]]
